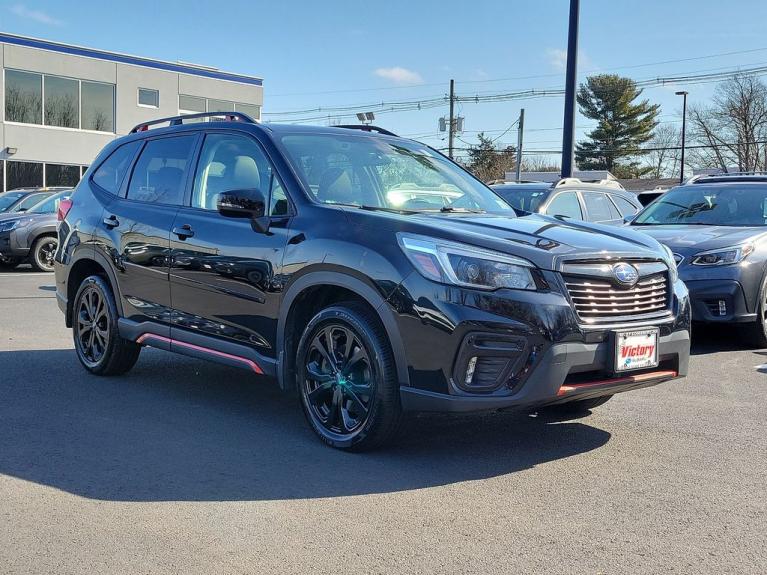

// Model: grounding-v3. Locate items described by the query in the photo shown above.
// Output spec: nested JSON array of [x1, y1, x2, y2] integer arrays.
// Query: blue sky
[[2, 0, 767, 161]]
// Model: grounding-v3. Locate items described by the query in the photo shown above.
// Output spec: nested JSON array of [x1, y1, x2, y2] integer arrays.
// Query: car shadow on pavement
[[690, 323, 766, 355], [0, 349, 611, 502]]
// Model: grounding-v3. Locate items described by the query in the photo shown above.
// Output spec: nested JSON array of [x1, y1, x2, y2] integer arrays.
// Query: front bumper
[[684, 279, 756, 323], [400, 329, 689, 412], [0, 230, 29, 259], [388, 269, 691, 413]]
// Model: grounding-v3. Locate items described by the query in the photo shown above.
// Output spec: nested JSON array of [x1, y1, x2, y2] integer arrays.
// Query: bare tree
[[687, 75, 767, 172], [521, 155, 561, 173], [643, 123, 681, 178]]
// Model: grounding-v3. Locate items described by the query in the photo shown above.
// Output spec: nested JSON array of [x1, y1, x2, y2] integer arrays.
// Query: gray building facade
[[0, 32, 263, 192]]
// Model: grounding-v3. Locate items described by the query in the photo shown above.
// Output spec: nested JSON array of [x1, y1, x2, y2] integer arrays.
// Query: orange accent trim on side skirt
[[136, 333, 263, 375], [557, 370, 678, 396]]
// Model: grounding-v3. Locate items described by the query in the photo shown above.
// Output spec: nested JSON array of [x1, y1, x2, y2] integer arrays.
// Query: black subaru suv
[[55, 112, 690, 451]]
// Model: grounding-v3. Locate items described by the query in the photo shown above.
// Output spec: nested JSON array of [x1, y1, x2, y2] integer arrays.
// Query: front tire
[[296, 302, 402, 451], [73, 275, 141, 375], [30, 235, 58, 272]]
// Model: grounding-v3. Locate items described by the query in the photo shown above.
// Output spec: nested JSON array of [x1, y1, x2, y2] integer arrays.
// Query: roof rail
[[129, 111, 257, 134], [554, 177, 624, 190], [335, 125, 399, 137], [689, 171, 767, 184]]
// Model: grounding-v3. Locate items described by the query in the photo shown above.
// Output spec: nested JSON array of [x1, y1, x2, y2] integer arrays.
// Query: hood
[[630, 224, 767, 256], [352, 210, 667, 270]]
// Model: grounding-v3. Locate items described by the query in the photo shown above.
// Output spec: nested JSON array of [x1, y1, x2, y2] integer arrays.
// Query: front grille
[[563, 272, 669, 322]]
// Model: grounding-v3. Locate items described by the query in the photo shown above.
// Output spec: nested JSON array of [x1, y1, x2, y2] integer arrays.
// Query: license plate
[[614, 328, 659, 372]]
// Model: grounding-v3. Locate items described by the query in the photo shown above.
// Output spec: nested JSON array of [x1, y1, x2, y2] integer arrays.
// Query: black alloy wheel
[[72, 275, 141, 375], [303, 324, 375, 437], [297, 303, 402, 451], [31, 236, 58, 272], [76, 284, 110, 367]]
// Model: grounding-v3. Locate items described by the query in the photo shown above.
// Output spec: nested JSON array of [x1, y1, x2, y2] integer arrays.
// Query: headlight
[[691, 244, 754, 266], [0, 219, 27, 232], [398, 233, 537, 290]]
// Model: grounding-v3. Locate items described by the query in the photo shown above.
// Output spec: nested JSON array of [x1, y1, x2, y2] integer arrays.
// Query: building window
[[44, 75, 79, 128], [207, 99, 235, 113], [81, 81, 114, 132], [138, 88, 159, 108], [5, 70, 42, 124], [179, 95, 206, 115], [46, 164, 81, 187], [235, 102, 261, 120], [7, 161, 43, 191]]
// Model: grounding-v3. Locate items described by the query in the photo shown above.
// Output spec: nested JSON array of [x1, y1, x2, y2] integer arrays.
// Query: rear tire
[[296, 302, 402, 451], [743, 276, 767, 348], [30, 235, 58, 272], [72, 275, 141, 375], [541, 394, 613, 416]]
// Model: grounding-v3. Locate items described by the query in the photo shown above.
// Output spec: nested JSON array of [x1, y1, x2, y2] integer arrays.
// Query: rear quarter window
[[92, 141, 141, 195]]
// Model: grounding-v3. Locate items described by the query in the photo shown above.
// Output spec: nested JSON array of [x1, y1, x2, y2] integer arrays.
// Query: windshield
[[0, 192, 26, 211], [491, 185, 550, 214], [10, 192, 52, 212], [27, 191, 70, 214], [633, 184, 767, 226], [280, 133, 513, 214]]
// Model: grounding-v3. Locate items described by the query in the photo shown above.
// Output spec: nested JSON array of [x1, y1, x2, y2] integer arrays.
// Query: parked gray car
[[491, 178, 642, 225], [0, 190, 71, 271], [630, 173, 767, 346]]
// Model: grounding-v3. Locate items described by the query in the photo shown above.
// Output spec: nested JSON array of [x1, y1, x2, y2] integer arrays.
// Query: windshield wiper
[[438, 206, 485, 213]]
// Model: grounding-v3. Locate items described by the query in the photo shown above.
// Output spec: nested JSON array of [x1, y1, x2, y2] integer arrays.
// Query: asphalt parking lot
[[1, 270, 765, 574]]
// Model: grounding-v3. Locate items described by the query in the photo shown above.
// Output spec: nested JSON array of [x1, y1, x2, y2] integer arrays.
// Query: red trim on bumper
[[557, 370, 678, 396], [136, 333, 263, 375]]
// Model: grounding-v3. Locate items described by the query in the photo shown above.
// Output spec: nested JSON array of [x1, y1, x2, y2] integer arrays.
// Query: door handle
[[172, 224, 195, 240], [102, 214, 119, 228]]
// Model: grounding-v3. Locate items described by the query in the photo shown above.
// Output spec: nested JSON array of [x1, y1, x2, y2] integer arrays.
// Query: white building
[[0, 32, 263, 192]]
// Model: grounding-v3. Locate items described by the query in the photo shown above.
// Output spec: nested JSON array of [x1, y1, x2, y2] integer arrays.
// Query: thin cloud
[[547, 48, 594, 72], [374, 66, 424, 86], [9, 4, 64, 26]]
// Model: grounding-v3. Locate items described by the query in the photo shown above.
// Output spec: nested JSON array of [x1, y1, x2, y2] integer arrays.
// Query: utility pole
[[515, 108, 525, 182], [448, 79, 455, 159], [675, 90, 688, 184], [560, 0, 580, 178]]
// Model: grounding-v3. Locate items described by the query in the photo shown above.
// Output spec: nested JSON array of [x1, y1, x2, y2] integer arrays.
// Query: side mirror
[[623, 214, 634, 225], [217, 189, 269, 233]]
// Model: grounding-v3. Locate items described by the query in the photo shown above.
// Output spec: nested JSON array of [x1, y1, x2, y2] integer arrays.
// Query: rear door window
[[127, 136, 196, 205], [583, 192, 617, 222], [611, 194, 640, 216], [546, 191, 583, 220]]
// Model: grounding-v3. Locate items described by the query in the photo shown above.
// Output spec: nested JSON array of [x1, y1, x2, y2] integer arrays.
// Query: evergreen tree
[[465, 133, 516, 182], [575, 74, 660, 178]]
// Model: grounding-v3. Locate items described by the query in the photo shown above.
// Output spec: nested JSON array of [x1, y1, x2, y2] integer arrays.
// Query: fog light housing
[[465, 356, 478, 385], [718, 300, 726, 316]]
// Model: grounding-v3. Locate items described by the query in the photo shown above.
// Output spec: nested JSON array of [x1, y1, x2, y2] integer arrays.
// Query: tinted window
[[92, 141, 141, 194], [44, 75, 79, 128], [546, 192, 583, 220], [583, 192, 616, 222], [46, 164, 81, 187], [612, 194, 639, 216], [82, 81, 114, 132], [13, 192, 51, 212], [0, 191, 26, 211], [192, 133, 284, 214], [7, 161, 43, 190], [5, 70, 42, 124], [138, 88, 159, 107], [28, 191, 70, 214], [127, 136, 195, 205], [634, 184, 767, 226], [492, 185, 549, 214]]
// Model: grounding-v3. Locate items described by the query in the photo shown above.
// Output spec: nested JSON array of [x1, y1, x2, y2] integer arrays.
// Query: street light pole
[[676, 90, 688, 184], [560, 0, 580, 178]]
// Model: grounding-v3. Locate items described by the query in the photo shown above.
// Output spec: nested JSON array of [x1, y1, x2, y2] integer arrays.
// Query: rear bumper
[[400, 328, 690, 412]]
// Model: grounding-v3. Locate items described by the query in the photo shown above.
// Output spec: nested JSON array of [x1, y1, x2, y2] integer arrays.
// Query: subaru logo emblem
[[612, 263, 639, 286]]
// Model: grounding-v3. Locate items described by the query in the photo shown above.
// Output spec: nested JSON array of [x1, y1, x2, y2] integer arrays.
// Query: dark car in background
[[55, 112, 690, 451], [0, 190, 72, 271], [491, 179, 642, 224], [630, 174, 767, 346], [0, 187, 66, 214]]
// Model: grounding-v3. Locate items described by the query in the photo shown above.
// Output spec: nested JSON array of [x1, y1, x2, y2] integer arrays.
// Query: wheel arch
[[64, 250, 123, 327], [277, 271, 409, 392]]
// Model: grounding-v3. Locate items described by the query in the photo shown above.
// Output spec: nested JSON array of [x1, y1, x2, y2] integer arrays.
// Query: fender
[[63, 241, 125, 326], [276, 270, 410, 391]]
